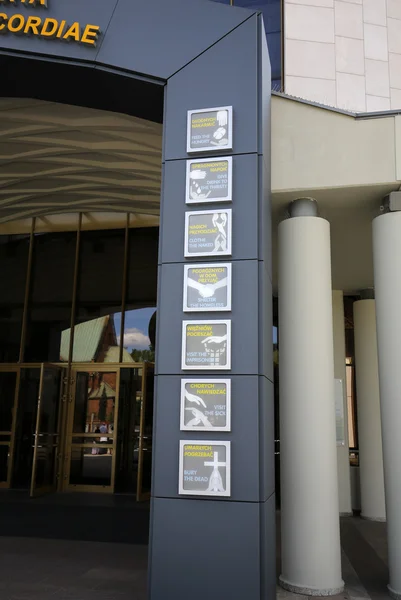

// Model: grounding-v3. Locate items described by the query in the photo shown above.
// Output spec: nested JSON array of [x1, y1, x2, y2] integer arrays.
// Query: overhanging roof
[[271, 94, 401, 293]]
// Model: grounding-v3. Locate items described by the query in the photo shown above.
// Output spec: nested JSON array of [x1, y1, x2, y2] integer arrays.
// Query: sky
[[115, 307, 156, 352]]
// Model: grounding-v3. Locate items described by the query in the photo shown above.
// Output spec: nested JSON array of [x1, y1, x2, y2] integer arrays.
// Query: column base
[[279, 576, 344, 597], [361, 514, 386, 522], [389, 586, 401, 600]]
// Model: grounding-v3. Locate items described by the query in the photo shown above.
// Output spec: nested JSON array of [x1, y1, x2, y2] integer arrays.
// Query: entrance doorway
[[0, 210, 158, 503], [0, 363, 154, 499]]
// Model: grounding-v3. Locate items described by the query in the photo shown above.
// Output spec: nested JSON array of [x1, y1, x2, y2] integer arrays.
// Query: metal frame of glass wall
[[0, 212, 156, 496]]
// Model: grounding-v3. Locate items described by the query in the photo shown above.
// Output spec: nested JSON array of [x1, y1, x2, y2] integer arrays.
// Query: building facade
[[1, 1, 401, 599]]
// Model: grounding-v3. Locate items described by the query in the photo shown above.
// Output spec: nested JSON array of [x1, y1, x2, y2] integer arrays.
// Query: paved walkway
[[277, 516, 390, 600], [0, 536, 147, 600], [0, 514, 391, 600]]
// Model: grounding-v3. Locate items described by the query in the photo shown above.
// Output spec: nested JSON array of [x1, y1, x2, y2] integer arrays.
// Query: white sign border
[[185, 156, 233, 204], [181, 319, 232, 371], [180, 379, 231, 432], [184, 209, 232, 258], [183, 262, 232, 313], [179, 439, 231, 497], [186, 106, 233, 154]]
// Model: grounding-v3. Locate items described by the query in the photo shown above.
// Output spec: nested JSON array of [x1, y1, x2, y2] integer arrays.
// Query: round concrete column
[[332, 290, 352, 516], [353, 296, 386, 522], [373, 212, 401, 599], [278, 199, 343, 596]]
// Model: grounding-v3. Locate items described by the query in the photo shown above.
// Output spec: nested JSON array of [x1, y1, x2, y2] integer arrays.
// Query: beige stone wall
[[284, 0, 401, 112]]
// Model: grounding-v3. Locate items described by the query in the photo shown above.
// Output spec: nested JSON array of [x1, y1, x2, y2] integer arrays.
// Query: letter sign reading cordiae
[[187, 106, 233, 154], [184, 209, 232, 258], [183, 263, 232, 312], [0, 0, 101, 46], [179, 440, 231, 497], [186, 157, 232, 204], [182, 320, 231, 370], [180, 379, 231, 431]]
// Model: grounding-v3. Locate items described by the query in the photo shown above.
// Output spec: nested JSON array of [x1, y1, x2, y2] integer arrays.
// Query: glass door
[[65, 368, 120, 493], [136, 363, 154, 502], [0, 368, 19, 489], [30, 364, 63, 498]]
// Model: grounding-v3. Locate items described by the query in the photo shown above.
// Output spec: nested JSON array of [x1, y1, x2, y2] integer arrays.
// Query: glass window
[[0, 232, 31, 362], [71, 229, 125, 363], [119, 308, 156, 363], [122, 226, 158, 363], [12, 368, 41, 488], [24, 229, 77, 362], [126, 228, 158, 309]]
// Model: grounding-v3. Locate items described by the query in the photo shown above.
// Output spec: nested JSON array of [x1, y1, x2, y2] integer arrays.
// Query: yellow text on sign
[[0, 13, 100, 45]]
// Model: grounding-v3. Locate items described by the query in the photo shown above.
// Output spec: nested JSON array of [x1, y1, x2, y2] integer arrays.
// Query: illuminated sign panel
[[0, 0, 100, 46]]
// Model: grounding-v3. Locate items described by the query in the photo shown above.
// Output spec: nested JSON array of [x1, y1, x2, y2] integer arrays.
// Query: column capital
[[288, 197, 318, 218]]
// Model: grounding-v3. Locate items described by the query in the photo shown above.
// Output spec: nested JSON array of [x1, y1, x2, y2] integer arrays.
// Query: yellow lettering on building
[[24, 15, 41, 34], [56, 19, 65, 38], [62, 21, 80, 41], [0, 0, 48, 7], [81, 23, 99, 46], [8, 13, 24, 32], [40, 16, 57, 36], [0, 0, 100, 46]]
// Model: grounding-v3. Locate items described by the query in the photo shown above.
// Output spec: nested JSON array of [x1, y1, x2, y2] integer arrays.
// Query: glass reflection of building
[[0, 213, 157, 367]]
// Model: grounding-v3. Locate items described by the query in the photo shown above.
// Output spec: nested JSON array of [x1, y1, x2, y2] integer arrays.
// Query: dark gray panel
[[153, 375, 274, 502], [163, 15, 259, 160], [149, 496, 264, 600], [151, 12, 274, 600], [259, 154, 273, 278], [156, 260, 259, 376], [0, 0, 117, 61], [260, 23, 272, 159], [159, 154, 259, 264], [260, 493, 277, 600], [97, 0, 254, 80]]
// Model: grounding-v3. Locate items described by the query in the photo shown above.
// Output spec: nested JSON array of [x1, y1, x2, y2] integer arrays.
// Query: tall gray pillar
[[279, 199, 343, 596], [353, 292, 385, 522], [373, 212, 401, 598], [148, 13, 275, 600]]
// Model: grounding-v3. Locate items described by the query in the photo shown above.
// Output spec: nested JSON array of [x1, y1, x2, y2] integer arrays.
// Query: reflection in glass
[[0, 371, 17, 484], [0, 445, 9, 482], [0, 233, 30, 362], [0, 371, 17, 433], [34, 441, 57, 488], [12, 368, 41, 488], [126, 228, 158, 311], [32, 368, 61, 490], [119, 308, 156, 363], [115, 368, 141, 493], [72, 371, 117, 435], [24, 230, 76, 362], [141, 368, 155, 495], [69, 446, 112, 487], [72, 229, 125, 363]]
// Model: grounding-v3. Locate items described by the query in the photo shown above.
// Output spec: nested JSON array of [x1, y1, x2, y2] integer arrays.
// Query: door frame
[[0, 361, 155, 497], [136, 361, 154, 501], [62, 364, 122, 494], [29, 363, 64, 498], [0, 364, 20, 489]]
